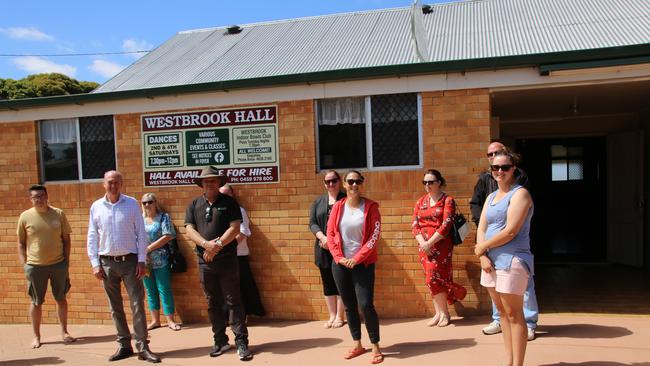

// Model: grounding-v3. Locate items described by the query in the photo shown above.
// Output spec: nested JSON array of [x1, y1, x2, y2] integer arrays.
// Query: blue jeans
[[143, 265, 175, 315], [492, 275, 538, 329]]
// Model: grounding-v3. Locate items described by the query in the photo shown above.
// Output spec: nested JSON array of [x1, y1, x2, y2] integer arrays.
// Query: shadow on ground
[[382, 338, 477, 359], [537, 324, 632, 339], [539, 362, 650, 366], [0, 357, 64, 365]]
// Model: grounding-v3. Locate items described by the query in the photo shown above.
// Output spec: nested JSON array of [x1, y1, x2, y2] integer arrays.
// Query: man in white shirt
[[87, 170, 160, 363]]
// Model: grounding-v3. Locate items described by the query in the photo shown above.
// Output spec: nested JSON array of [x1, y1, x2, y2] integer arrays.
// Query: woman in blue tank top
[[474, 151, 534, 366]]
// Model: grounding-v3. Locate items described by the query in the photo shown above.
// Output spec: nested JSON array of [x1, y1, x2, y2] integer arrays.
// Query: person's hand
[[136, 262, 146, 280], [203, 251, 214, 263], [345, 258, 357, 269], [479, 255, 494, 273], [92, 266, 105, 280], [319, 236, 328, 249], [339, 258, 349, 267], [419, 241, 431, 255], [474, 243, 487, 257]]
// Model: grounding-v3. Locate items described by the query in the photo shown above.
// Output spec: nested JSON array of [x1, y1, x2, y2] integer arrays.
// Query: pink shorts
[[480, 257, 530, 295]]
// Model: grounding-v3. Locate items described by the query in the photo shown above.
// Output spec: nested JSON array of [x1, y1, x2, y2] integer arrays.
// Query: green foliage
[[0, 73, 100, 100]]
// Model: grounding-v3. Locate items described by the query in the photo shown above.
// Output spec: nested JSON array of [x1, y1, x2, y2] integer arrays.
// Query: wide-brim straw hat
[[194, 166, 227, 187]]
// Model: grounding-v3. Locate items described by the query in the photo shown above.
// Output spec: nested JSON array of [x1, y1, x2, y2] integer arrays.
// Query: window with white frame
[[551, 145, 584, 182], [316, 93, 422, 170], [39, 115, 116, 182]]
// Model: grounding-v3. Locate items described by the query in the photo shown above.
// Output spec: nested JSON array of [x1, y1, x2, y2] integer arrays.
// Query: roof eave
[[1, 43, 649, 112]]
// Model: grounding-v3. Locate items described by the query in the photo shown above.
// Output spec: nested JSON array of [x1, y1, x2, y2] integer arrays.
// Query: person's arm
[[309, 197, 328, 248], [203, 220, 240, 262], [475, 189, 532, 256], [236, 208, 251, 242], [327, 202, 344, 264], [147, 214, 174, 252], [426, 196, 456, 247], [17, 217, 27, 264], [62, 234, 71, 262], [469, 176, 486, 226], [133, 205, 148, 280], [476, 197, 493, 272], [18, 240, 27, 264], [86, 205, 105, 279], [350, 202, 381, 267]]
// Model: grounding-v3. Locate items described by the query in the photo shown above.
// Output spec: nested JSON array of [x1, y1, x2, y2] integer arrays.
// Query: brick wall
[[0, 88, 491, 324]]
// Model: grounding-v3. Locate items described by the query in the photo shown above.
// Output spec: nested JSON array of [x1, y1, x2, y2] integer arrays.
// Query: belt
[[100, 253, 136, 262]]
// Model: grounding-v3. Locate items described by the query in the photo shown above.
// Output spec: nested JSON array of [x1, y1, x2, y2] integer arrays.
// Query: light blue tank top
[[485, 185, 534, 275]]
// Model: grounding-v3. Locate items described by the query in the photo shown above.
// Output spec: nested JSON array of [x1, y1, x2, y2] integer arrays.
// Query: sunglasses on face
[[141, 201, 155, 205], [205, 206, 213, 222], [323, 178, 339, 185], [422, 180, 439, 185], [486, 151, 504, 158], [346, 179, 364, 186], [490, 164, 513, 172]]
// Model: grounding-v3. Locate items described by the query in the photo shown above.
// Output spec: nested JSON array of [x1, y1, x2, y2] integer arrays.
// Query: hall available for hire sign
[[141, 105, 279, 187]]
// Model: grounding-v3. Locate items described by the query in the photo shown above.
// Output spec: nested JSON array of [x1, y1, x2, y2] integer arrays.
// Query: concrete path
[[1, 314, 649, 365]]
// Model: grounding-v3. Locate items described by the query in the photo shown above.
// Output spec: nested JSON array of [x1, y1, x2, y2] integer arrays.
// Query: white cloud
[[122, 38, 153, 59], [13, 56, 76, 77], [0, 27, 54, 41], [89, 59, 125, 78]]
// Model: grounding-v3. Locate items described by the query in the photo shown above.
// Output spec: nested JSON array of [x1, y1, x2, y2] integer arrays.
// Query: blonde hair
[[140, 192, 165, 216]]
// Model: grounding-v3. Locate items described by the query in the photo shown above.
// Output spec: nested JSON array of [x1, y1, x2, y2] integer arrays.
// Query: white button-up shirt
[[87, 194, 147, 267]]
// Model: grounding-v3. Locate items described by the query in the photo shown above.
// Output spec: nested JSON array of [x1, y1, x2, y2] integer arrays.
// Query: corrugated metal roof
[[95, 0, 650, 93]]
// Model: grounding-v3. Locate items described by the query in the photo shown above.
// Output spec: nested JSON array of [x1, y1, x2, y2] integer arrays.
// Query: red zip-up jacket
[[326, 197, 381, 266]]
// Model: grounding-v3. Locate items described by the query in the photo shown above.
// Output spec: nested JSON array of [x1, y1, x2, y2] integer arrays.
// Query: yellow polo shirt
[[17, 206, 72, 266]]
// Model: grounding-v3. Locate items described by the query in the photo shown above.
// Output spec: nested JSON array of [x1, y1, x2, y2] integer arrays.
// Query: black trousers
[[332, 262, 380, 344], [199, 257, 248, 345]]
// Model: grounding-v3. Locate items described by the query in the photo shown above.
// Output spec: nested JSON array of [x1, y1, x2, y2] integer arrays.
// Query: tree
[[0, 73, 99, 100]]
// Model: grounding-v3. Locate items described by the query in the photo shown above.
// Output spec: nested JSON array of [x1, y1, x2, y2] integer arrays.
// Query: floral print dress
[[412, 193, 467, 304], [145, 213, 176, 269]]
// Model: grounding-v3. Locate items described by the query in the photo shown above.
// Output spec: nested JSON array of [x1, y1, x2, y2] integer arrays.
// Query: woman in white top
[[219, 184, 265, 317]]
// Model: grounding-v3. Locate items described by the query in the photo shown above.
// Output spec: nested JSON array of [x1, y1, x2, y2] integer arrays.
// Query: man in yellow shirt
[[17, 185, 75, 348]]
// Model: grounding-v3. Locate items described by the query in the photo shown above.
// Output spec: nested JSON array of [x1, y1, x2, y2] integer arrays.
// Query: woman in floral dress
[[412, 169, 467, 327]]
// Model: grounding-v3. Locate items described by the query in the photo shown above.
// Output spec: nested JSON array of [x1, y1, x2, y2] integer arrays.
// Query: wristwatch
[[215, 239, 223, 248]]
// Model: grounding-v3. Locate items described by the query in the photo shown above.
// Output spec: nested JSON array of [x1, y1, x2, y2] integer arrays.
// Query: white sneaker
[[482, 320, 502, 335], [527, 327, 536, 341]]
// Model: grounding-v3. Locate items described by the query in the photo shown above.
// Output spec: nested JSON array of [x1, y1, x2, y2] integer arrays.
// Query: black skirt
[[237, 255, 266, 316]]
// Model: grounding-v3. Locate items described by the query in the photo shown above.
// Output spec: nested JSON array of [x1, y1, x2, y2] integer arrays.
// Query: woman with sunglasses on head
[[309, 170, 346, 329], [140, 193, 181, 331], [412, 169, 467, 327], [475, 151, 534, 366], [327, 170, 383, 364]]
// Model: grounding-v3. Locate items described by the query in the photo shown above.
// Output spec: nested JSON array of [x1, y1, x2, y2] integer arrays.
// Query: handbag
[[446, 196, 469, 246], [161, 213, 187, 273], [166, 236, 187, 273]]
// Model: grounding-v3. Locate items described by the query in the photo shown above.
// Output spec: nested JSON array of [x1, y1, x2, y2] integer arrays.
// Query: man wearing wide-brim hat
[[193, 166, 227, 187], [184, 166, 253, 361]]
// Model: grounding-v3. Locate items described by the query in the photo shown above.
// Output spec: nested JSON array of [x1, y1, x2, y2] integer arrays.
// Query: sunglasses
[[422, 180, 439, 185], [141, 200, 155, 205], [486, 151, 504, 158], [323, 178, 339, 185], [490, 164, 513, 172], [346, 179, 364, 186], [205, 206, 213, 222]]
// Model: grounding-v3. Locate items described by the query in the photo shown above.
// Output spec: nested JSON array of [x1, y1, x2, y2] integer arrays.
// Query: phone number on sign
[[232, 175, 275, 183]]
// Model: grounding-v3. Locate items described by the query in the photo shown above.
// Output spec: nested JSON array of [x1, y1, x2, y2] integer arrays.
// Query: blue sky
[[1, 0, 454, 84]]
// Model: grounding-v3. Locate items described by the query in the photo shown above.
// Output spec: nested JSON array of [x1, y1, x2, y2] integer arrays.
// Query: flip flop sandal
[[332, 320, 346, 328], [147, 324, 161, 331], [323, 320, 334, 329], [371, 352, 384, 364], [344, 347, 367, 360], [168, 323, 181, 331]]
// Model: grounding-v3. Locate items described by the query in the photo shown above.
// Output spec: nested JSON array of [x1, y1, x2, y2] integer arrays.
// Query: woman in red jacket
[[412, 169, 467, 327], [327, 170, 383, 364]]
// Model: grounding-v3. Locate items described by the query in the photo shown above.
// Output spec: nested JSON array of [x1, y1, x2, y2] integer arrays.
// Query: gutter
[[1, 43, 649, 111]]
